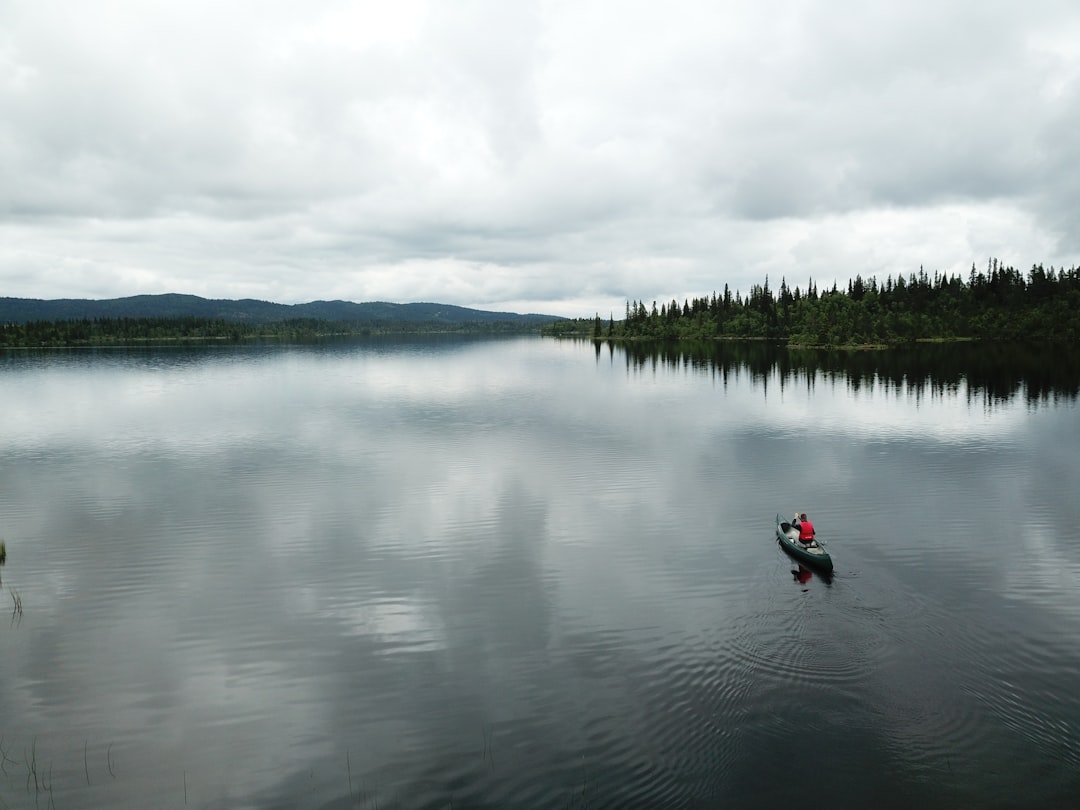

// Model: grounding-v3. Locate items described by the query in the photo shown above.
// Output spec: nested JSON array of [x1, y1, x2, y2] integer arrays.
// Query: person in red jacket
[[792, 512, 815, 545]]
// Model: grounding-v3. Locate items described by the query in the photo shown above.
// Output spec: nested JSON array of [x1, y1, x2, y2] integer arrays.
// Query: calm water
[[1, 337, 1078, 809]]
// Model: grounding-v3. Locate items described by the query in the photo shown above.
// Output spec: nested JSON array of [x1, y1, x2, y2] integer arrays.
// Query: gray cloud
[[1, 0, 1078, 316]]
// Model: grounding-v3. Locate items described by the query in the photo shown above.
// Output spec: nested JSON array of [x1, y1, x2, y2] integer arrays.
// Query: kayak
[[775, 513, 833, 573]]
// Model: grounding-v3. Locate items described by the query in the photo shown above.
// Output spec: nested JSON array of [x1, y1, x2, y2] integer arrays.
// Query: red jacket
[[797, 520, 815, 542]]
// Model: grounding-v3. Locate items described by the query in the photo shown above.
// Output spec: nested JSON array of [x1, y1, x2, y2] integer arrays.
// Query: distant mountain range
[[0, 294, 563, 325]]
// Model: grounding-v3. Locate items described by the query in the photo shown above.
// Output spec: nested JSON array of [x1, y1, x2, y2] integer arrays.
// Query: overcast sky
[[1, 1, 1078, 317]]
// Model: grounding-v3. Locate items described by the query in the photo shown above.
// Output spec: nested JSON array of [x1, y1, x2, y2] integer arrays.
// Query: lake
[[1, 336, 1078, 809]]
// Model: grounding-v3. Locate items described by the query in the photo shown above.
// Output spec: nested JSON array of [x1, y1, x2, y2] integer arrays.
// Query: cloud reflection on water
[[1, 337, 1078, 807]]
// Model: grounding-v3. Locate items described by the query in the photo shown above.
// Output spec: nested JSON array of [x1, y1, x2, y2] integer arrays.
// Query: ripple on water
[[849, 551, 1080, 791], [523, 626, 748, 807], [958, 630, 1080, 774], [719, 596, 897, 696]]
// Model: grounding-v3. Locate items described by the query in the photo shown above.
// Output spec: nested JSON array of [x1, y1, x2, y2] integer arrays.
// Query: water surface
[[1, 337, 1078, 808]]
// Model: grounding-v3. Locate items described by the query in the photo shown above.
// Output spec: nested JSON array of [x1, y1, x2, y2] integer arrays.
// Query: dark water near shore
[[1, 337, 1079, 809]]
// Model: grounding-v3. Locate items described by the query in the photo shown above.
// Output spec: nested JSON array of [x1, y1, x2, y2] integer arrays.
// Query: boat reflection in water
[[791, 563, 833, 588]]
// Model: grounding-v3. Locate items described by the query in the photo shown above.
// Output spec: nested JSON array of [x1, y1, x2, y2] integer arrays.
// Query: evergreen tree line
[[0, 315, 546, 347], [587, 260, 1080, 344]]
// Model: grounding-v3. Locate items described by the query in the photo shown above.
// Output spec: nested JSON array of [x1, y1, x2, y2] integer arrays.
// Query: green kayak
[[775, 513, 833, 573]]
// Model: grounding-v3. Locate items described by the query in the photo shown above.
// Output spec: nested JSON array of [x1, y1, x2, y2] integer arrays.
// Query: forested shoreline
[[550, 260, 1080, 344], [5, 260, 1079, 347], [0, 316, 544, 347]]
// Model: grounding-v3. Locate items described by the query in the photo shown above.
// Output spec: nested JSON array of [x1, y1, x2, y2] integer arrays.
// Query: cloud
[[0, 0, 1078, 316]]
